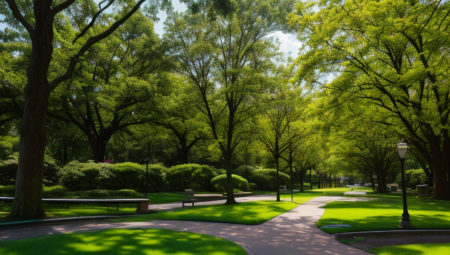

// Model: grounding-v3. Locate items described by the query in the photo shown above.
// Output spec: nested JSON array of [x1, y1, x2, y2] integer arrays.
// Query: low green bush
[[104, 162, 145, 191], [249, 169, 291, 191], [0, 154, 60, 186], [58, 161, 113, 191], [43, 185, 67, 197], [0, 185, 68, 197], [249, 183, 257, 190], [211, 174, 250, 192], [165, 164, 217, 191], [148, 164, 166, 192], [0, 185, 15, 196], [70, 189, 140, 198], [395, 169, 430, 189], [233, 165, 255, 180]]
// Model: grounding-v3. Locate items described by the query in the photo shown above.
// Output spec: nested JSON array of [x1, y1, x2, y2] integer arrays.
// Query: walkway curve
[[0, 196, 371, 255]]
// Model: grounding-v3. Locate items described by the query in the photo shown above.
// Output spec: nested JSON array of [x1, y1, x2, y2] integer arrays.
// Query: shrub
[[69, 189, 141, 198], [395, 169, 429, 189], [43, 185, 67, 197], [148, 164, 166, 192], [165, 164, 217, 191], [0, 185, 68, 197], [58, 161, 113, 191], [0, 154, 60, 186], [249, 169, 291, 191], [113, 189, 140, 198], [249, 183, 257, 191], [105, 162, 145, 191], [0, 185, 15, 196], [211, 174, 250, 192], [233, 165, 255, 180]]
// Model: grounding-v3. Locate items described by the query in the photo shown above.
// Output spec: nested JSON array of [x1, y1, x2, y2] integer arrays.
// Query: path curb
[[334, 229, 450, 239]]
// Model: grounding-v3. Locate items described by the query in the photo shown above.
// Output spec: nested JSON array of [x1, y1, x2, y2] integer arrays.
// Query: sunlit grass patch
[[0, 229, 246, 255], [318, 193, 450, 234], [367, 243, 450, 255], [112, 200, 302, 224]]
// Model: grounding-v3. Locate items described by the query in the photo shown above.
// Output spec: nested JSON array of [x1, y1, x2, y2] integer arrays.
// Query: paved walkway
[[344, 191, 367, 195], [0, 196, 371, 255], [148, 194, 277, 210]]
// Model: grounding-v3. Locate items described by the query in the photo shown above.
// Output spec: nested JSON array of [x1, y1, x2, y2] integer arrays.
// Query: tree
[[259, 76, 307, 201], [164, 0, 294, 204], [150, 75, 209, 164], [290, 0, 450, 199], [1, 0, 151, 220], [49, 13, 165, 162]]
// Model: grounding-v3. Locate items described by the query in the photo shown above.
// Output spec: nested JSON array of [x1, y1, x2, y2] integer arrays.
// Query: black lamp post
[[396, 142, 411, 228], [144, 157, 150, 198]]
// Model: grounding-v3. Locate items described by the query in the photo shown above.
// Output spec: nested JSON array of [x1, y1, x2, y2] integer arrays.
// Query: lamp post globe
[[396, 142, 411, 228], [144, 157, 150, 198]]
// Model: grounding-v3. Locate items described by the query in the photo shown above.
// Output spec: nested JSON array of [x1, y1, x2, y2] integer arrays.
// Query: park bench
[[0, 197, 150, 214], [182, 189, 196, 207]]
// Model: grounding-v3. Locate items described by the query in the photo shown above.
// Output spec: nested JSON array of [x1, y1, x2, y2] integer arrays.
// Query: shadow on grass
[[112, 201, 299, 224], [0, 228, 246, 255]]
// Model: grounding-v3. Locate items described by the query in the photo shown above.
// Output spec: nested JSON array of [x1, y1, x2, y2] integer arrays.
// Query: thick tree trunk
[[300, 170, 304, 192], [429, 137, 450, 199], [89, 138, 110, 163], [276, 158, 280, 201], [9, 1, 54, 220]]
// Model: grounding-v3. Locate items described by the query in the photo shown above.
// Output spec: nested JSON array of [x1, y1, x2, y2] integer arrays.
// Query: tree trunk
[[300, 169, 304, 192], [89, 137, 110, 163], [429, 136, 450, 199], [224, 153, 237, 204], [9, 0, 54, 220], [276, 157, 280, 201]]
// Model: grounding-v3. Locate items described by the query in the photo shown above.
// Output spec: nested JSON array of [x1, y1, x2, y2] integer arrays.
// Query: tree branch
[[4, 0, 34, 36]]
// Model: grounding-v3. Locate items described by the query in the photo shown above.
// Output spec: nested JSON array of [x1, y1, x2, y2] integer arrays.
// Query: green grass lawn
[[367, 243, 450, 255], [111, 200, 300, 224], [0, 228, 246, 255], [317, 192, 450, 234], [0, 203, 138, 223]]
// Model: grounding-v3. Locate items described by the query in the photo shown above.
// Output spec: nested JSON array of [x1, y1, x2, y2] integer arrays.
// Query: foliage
[[0, 185, 67, 197], [105, 163, 145, 191], [0, 154, 60, 186], [69, 189, 141, 198], [396, 169, 429, 190], [211, 174, 250, 192], [249, 183, 257, 191], [58, 161, 113, 191], [147, 164, 167, 192], [249, 169, 291, 190], [165, 164, 217, 191]]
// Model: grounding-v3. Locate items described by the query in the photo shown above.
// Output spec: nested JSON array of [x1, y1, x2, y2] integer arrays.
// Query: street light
[[396, 142, 411, 228], [144, 157, 151, 198]]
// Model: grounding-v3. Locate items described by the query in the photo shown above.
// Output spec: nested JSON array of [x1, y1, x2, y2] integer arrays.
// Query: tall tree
[[290, 0, 450, 199], [165, 0, 294, 204], [0, 0, 153, 220]]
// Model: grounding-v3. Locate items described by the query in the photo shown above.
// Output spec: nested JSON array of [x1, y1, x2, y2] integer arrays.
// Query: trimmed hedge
[[395, 169, 429, 189], [211, 174, 249, 192], [148, 164, 166, 192], [0, 185, 67, 198], [0, 155, 60, 186], [58, 161, 166, 192], [249, 169, 291, 190], [58, 161, 113, 191], [165, 164, 217, 191], [104, 162, 145, 191], [70, 189, 140, 198]]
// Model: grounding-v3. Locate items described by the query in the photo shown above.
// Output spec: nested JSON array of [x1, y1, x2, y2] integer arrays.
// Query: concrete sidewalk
[[0, 196, 370, 255]]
